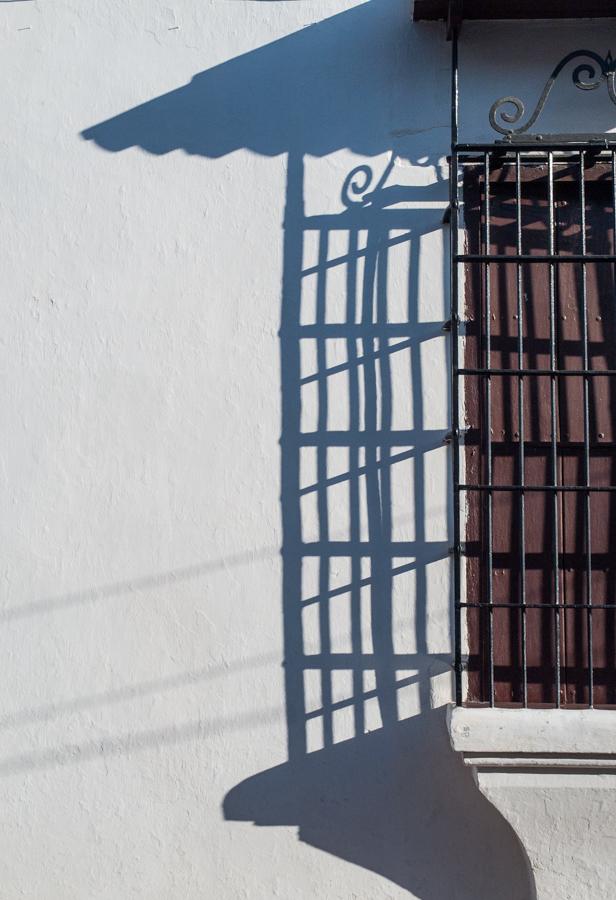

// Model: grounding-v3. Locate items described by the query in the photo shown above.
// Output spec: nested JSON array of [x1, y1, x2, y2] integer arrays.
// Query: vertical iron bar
[[548, 151, 561, 707], [613, 149, 616, 253], [579, 150, 593, 707], [612, 151, 616, 705], [484, 150, 494, 706], [450, 23, 462, 705], [516, 151, 528, 707]]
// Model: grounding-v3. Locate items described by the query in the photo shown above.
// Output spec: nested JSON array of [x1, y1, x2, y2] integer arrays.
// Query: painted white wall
[[0, 2, 613, 897]]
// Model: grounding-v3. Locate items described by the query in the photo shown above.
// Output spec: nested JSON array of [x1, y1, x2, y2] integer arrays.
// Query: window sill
[[448, 705, 616, 899], [449, 705, 616, 759]]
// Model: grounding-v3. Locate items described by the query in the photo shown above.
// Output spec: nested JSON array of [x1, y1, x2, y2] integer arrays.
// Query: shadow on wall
[[82, 2, 532, 897]]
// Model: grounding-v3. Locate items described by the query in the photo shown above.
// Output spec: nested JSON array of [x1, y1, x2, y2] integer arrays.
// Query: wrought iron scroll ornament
[[489, 49, 616, 138]]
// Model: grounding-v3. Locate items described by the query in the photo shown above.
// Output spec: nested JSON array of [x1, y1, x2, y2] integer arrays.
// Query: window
[[457, 148, 616, 707]]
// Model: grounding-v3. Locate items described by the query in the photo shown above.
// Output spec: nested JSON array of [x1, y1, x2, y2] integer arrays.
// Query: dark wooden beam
[[413, 0, 616, 22]]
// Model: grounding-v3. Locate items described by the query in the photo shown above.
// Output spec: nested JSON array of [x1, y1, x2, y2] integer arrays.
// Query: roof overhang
[[413, 0, 616, 22]]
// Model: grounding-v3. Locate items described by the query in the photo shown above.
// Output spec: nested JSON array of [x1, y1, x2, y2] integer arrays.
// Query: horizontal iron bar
[[487, 442, 616, 452], [455, 142, 616, 153], [457, 368, 616, 376], [459, 603, 616, 610], [460, 549, 616, 563], [457, 484, 616, 492], [457, 254, 616, 263]]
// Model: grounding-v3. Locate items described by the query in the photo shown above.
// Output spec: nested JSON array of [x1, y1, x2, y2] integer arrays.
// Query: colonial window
[[413, 8, 616, 894], [416, 0, 616, 708], [460, 144, 616, 707]]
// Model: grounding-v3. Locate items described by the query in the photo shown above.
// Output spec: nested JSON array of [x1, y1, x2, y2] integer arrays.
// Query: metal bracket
[[449, 543, 469, 556], [443, 427, 470, 444]]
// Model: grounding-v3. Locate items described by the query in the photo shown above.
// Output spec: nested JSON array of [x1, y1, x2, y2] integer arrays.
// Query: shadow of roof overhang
[[82, 1, 448, 162]]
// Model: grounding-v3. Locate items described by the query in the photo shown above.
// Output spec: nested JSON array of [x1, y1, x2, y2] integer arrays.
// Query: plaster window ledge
[[448, 705, 616, 900]]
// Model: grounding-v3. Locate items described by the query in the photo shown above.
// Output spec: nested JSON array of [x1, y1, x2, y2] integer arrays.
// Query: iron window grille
[[448, 26, 616, 707]]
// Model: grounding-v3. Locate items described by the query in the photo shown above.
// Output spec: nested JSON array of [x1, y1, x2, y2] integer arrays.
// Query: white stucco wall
[[1, 2, 614, 898]]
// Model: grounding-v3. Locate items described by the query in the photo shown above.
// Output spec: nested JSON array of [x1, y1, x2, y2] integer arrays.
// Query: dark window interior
[[461, 153, 616, 707]]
